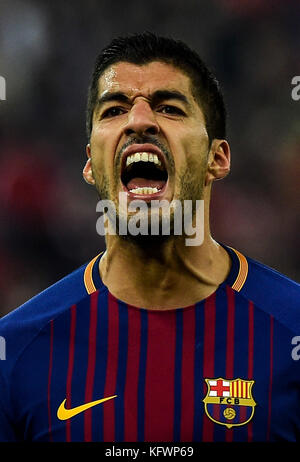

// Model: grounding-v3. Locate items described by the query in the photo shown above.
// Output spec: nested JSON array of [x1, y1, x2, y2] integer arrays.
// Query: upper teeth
[[126, 152, 162, 167]]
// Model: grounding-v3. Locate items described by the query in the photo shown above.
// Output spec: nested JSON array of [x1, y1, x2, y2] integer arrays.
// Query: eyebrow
[[96, 89, 191, 110]]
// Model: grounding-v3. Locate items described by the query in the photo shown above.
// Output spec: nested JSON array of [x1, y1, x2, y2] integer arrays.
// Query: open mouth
[[121, 151, 168, 197]]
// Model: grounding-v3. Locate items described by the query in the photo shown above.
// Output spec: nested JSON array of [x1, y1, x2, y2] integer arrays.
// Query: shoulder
[[0, 258, 93, 367], [243, 255, 299, 303], [240, 252, 300, 332]]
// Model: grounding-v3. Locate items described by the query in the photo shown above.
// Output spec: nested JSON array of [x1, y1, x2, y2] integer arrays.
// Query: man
[[0, 32, 299, 442]]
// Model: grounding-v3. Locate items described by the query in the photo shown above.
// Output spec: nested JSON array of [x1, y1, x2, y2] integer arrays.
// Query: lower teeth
[[129, 187, 159, 194]]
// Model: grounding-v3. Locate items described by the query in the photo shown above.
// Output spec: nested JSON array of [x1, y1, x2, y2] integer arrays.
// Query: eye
[[101, 106, 126, 118], [158, 105, 185, 116]]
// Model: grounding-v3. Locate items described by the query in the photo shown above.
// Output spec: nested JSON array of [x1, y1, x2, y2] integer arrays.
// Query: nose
[[123, 99, 159, 137]]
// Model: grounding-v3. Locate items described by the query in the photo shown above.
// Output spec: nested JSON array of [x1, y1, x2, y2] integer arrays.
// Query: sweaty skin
[[83, 61, 231, 309]]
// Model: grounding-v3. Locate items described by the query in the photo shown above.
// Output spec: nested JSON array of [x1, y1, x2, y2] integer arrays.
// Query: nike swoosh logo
[[57, 395, 117, 420]]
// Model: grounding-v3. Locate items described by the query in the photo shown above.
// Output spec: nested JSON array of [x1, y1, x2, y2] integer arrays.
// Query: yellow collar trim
[[229, 247, 249, 292], [83, 253, 102, 295]]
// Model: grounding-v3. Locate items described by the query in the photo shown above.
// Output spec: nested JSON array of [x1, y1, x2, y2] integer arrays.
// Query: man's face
[[85, 61, 211, 236]]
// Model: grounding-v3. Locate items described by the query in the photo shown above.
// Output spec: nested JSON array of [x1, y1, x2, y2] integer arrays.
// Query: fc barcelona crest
[[203, 378, 256, 429]]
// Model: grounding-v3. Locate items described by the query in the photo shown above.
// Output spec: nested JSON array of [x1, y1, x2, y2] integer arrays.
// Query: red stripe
[[202, 293, 216, 442], [225, 287, 235, 442], [267, 316, 274, 441], [247, 301, 254, 441], [103, 293, 119, 442], [145, 310, 176, 441], [66, 304, 77, 442], [84, 292, 98, 441], [124, 305, 141, 442], [47, 319, 54, 442], [226, 287, 235, 378], [180, 306, 195, 441], [240, 404, 247, 424], [213, 404, 221, 426]]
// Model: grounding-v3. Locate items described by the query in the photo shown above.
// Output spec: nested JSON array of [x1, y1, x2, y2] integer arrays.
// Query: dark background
[[0, 0, 299, 316]]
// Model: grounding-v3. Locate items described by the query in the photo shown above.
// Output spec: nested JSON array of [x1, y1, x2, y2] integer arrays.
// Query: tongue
[[127, 178, 166, 190]]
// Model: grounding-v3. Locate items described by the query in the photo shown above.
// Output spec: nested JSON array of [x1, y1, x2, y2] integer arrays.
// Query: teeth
[[141, 152, 148, 162], [129, 187, 159, 194], [125, 152, 162, 167]]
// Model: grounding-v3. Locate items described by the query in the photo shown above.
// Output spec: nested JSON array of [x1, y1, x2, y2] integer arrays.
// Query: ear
[[83, 144, 95, 185], [205, 139, 231, 185]]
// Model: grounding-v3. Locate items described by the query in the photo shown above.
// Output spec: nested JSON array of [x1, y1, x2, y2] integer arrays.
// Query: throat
[[99, 242, 231, 310]]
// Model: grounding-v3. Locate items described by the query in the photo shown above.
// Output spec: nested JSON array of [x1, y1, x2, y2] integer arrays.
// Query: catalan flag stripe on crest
[[230, 380, 249, 398]]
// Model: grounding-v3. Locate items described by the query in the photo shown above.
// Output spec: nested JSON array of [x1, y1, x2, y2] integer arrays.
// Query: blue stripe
[[231, 293, 249, 442], [137, 310, 148, 442], [173, 309, 183, 441], [69, 298, 91, 441], [232, 293, 249, 377], [193, 302, 204, 441], [115, 301, 128, 442], [52, 310, 72, 441], [95, 292, 108, 441], [252, 306, 270, 441], [213, 287, 230, 442]]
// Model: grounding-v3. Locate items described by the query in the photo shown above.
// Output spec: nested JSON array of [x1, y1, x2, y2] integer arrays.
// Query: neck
[[99, 221, 231, 310]]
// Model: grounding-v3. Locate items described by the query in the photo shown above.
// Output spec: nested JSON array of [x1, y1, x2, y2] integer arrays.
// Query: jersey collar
[[220, 244, 248, 292], [83, 245, 248, 296]]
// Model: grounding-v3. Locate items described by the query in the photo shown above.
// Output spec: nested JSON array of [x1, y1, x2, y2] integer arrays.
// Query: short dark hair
[[86, 32, 226, 143]]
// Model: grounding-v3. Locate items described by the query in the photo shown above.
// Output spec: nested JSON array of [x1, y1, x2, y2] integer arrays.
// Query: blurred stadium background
[[0, 0, 299, 316]]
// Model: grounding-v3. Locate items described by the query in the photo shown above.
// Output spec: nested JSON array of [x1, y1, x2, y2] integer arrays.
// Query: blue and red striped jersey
[[0, 244, 299, 442]]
